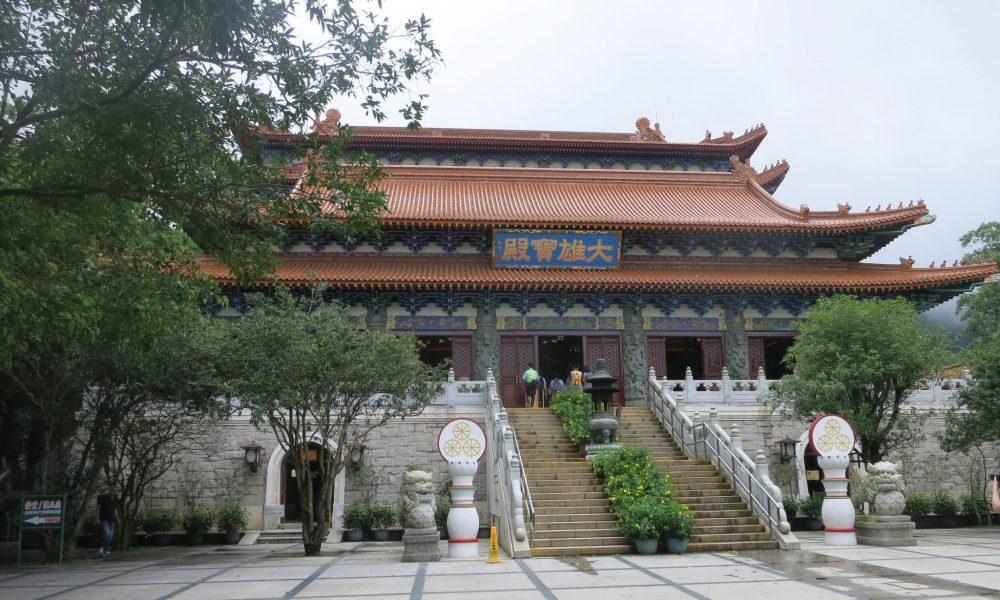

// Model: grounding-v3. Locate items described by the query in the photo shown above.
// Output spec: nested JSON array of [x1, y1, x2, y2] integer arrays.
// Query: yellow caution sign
[[487, 526, 501, 563]]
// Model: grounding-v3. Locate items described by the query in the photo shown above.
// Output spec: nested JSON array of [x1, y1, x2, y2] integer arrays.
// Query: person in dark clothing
[[96, 485, 121, 558]]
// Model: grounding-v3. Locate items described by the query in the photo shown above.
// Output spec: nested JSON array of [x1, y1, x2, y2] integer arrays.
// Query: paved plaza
[[1, 529, 999, 599]]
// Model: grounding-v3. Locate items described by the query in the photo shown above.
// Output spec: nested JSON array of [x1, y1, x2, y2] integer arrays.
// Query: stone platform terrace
[[2, 530, 1000, 599]]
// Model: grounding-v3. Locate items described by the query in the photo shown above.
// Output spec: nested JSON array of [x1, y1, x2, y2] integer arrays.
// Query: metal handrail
[[645, 368, 795, 548], [484, 370, 533, 557]]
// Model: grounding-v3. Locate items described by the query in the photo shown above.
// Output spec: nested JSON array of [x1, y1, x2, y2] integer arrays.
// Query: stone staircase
[[507, 408, 629, 557], [507, 406, 777, 556], [255, 528, 302, 544], [617, 406, 778, 552]]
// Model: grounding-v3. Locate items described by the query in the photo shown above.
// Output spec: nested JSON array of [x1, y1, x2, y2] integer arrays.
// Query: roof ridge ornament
[[900, 256, 915, 268], [313, 108, 341, 136], [837, 203, 852, 214], [728, 155, 757, 183], [634, 117, 666, 142]]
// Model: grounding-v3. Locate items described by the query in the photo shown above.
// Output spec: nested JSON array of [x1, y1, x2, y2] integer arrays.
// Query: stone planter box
[[910, 515, 941, 529]]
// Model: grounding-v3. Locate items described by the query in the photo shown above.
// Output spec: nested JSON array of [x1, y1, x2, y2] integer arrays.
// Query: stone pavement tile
[[551, 585, 693, 600], [35, 583, 187, 600], [295, 575, 415, 597], [952, 553, 1000, 566], [318, 562, 421, 578], [647, 564, 789, 585], [804, 546, 923, 561], [208, 565, 323, 581], [424, 561, 522, 575], [865, 556, 999, 574], [0, 586, 71, 600], [100, 567, 217, 584], [623, 554, 739, 569], [903, 545, 1000, 558], [523, 556, 629, 572], [686, 579, 854, 599], [422, 572, 533, 593], [424, 591, 549, 600], [6, 569, 118, 586], [533, 566, 661, 589], [922, 571, 1000, 592], [167, 579, 302, 600]]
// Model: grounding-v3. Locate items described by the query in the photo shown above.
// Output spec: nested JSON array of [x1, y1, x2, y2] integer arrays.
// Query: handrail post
[[757, 367, 768, 396], [684, 367, 694, 405], [691, 412, 702, 460], [721, 367, 732, 404]]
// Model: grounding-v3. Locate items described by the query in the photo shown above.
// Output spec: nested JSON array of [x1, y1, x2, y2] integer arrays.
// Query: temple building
[[201, 112, 997, 408]]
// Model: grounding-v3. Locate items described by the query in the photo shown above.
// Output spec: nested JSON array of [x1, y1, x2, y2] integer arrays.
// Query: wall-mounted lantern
[[775, 435, 798, 463], [349, 442, 367, 470], [240, 440, 265, 472]]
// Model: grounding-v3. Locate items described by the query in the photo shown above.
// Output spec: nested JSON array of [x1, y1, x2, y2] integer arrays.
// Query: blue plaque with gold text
[[493, 230, 621, 269]]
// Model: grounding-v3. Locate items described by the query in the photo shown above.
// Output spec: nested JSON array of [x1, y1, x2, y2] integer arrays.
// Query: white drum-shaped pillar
[[817, 453, 856, 546], [446, 459, 480, 558]]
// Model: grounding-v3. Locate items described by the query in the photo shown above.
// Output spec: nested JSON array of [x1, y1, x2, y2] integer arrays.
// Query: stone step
[[529, 483, 604, 493], [687, 540, 779, 552], [532, 490, 609, 501], [532, 535, 631, 548], [533, 498, 610, 509], [534, 527, 621, 540], [691, 509, 754, 519], [535, 511, 618, 529], [672, 491, 744, 501], [530, 544, 632, 557], [694, 516, 763, 527], [534, 504, 614, 516], [695, 524, 768, 535]]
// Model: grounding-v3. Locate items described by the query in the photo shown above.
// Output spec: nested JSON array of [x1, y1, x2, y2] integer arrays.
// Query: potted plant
[[931, 492, 962, 527], [905, 493, 935, 528], [550, 390, 592, 453], [182, 508, 215, 545], [216, 505, 248, 544], [141, 509, 178, 546], [661, 502, 696, 554], [341, 501, 368, 542], [368, 501, 397, 541], [435, 501, 450, 540], [616, 497, 661, 554], [960, 493, 990, 526], [800, 495, 824, 531]]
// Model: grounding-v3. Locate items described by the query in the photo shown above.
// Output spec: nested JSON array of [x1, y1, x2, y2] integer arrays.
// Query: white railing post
[[757, 367, 768, 396], [448, 367, 455, 383], [721, 367, 732, 404], [504, 427, 527, 542], [730, 424, 742, 453], [755, 449, 790, 534], [684, 366, 694, 406], [691, 412, 702, 459]]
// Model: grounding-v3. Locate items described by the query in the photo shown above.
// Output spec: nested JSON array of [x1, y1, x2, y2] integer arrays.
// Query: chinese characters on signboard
[[22, 495, 64, 528], [493, 230, 621, 269]]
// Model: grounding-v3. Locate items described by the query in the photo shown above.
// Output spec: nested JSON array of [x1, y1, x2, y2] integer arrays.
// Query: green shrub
[[782, 496, 799, 519], [341, 500, 369, 530], [960, 493, 990, 519], [182, 508, 215, 535], [216, 505, 248, 533], [140, 509, 178, 534], [905, 493, 932, 517], [434, 501, 450, 529], [551, 390, 592, 444], [592, 446, 673, 512], [616, 496, 664, 539], [931, 492, 959, 517], [800, 495, 823, 519], [660, 501, 696, 540], [367, 501, 397, 530]]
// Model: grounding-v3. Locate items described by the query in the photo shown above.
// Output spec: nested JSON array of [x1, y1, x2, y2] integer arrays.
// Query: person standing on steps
[[522, 363, 539, 408], [568, 364, 584, 388]]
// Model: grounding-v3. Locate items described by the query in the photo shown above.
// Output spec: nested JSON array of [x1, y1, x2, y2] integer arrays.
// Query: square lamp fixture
[[240, 440, 265, 472], [775, 435, 798, 463]]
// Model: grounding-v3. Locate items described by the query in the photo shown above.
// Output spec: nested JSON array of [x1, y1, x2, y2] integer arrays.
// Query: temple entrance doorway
[[749, 335, 796, 379], [282, 443, 332, 523], [646, 335, 724, 380], [538, 336, 583, 386]]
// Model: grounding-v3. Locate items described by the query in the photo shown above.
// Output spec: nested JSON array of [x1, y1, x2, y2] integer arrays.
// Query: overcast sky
[[329, 1, 1000, 321]]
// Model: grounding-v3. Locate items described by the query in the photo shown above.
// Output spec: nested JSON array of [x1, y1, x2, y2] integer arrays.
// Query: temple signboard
[[493, 230, 621, 269]]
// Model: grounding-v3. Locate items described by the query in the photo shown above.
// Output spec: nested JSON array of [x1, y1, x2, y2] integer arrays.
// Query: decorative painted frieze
[[745, 318, 805, 332], [643, 317, 721, 331], [388, 316, 473, 331], [496, 316, 623, 331]]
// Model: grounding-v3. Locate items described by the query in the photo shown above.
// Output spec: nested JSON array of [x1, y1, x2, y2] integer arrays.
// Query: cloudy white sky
[[330, 1, 1000, 321]]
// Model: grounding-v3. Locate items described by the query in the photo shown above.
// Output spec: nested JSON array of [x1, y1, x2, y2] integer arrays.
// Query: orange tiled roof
[[200, 255, 996, 292], [297, 166, 928, 233]]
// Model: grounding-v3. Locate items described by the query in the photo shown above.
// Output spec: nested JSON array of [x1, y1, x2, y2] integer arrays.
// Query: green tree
[[942, 222, 1000, 452], [769, 295, 950, 464], [222, 289, 445, 555]]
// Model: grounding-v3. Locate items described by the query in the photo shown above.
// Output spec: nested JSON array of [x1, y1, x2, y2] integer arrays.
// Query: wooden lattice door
[[499, 336, 536, 407]]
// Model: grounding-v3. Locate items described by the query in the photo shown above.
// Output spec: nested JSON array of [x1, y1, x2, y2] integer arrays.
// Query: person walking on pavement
[[96, 484, 121, 558]]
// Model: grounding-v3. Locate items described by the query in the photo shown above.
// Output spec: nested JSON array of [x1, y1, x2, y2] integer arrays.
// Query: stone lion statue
[[399, 469, 436, 530], [853, 461, 906, 516]]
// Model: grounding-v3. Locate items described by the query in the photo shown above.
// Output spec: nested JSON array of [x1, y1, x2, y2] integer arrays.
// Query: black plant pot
[[186, 532, 205, 545], [152, 533, 172, 546], [911, 515, 939, 529], [806, 518, 824, 531], [939, 515, 965, 528], [222, 532, 242, 545]]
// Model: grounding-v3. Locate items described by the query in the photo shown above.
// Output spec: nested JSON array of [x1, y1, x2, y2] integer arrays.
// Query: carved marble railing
[[646, 368, 800, 549], [659, 367, 968, 406], [433, 369, 488, 405], [484, 369, 533, 558]]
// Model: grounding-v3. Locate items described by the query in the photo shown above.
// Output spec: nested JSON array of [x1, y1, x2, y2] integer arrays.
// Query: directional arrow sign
[[25, 516, 61, 526]]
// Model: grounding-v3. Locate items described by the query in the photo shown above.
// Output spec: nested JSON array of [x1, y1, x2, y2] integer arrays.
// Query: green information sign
[[18, 494, 66, 567]]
